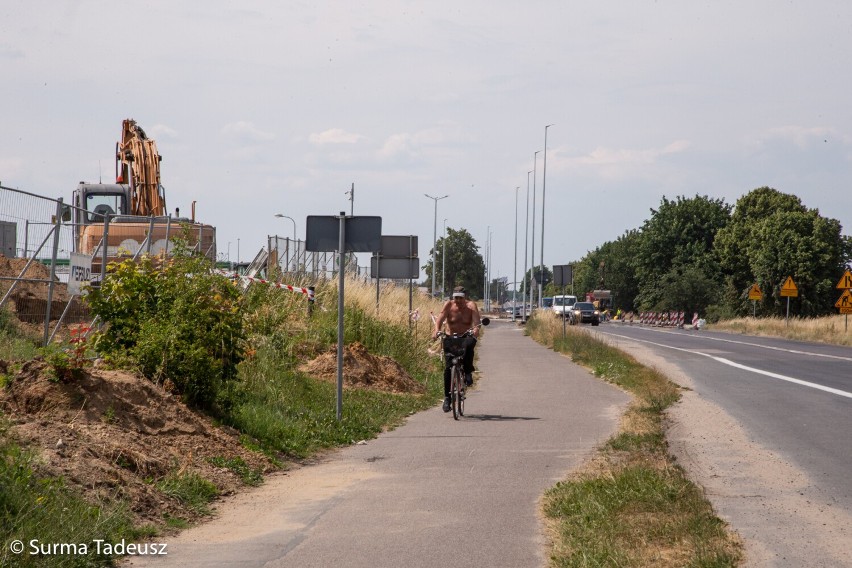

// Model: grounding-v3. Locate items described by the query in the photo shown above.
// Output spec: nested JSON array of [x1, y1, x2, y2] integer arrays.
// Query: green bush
[[86, 245, 245, 410]]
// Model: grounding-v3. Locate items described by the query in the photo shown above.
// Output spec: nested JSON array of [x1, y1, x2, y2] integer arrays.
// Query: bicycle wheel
[[458, 379, 465, 417], [451, 365, 462, 420]]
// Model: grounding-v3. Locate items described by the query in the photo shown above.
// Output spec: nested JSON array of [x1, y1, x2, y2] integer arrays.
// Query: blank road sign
[[306, 215, 382, 252]]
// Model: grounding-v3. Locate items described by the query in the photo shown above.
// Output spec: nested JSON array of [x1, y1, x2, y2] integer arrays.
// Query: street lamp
[[425, 194, 448, 297], [442, 218, 448, 300], [540, 124, 554, 304], [523, 170, 532, 322], [274, 213, 297, 241], [513, 186, 519, 322], [274, 214, 298, 274], [530, 151, 540, 311]]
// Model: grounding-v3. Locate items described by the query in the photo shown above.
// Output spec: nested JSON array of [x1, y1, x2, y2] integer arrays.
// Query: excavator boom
[[116, 119, 166, 216]]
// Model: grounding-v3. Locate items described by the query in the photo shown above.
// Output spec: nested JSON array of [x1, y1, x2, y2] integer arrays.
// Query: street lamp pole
[[530, 151, 540, 311], [513, 186, 519, 322], [274, 214, 298, 274], [274, 214, 297, 241], [425, 194, 448, 297], [540, 124, 553, 305], [442, 218, 447, 300], [523, 170, 532, 322]]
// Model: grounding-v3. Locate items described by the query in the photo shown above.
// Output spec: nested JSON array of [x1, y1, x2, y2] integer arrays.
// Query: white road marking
[[637, 326, 852, 362], [602, 331, 852, 400]]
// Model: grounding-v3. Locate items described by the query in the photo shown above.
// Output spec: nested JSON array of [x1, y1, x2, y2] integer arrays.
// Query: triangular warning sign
[[780, 276, 798, 297], [836, 289, 852, 308], [748, 283, 762, 301], [837, 270, 852, 289]]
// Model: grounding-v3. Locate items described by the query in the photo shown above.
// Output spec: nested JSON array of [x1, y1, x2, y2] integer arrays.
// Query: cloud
[[749, 125, 846, 151], [309, 128, 364, 145], [0, 43, 24, 59], [221, 121, 276, 143], [148, 124, 179, 140]]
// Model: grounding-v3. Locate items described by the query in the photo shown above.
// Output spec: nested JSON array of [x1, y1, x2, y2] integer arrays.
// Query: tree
[[715, 187, 851, 316], [421, 227, 485, 300], [634, 195, 731, 312]]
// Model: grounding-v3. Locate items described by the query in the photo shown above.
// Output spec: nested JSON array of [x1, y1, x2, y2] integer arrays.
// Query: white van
[[552, 295, 577, 318]]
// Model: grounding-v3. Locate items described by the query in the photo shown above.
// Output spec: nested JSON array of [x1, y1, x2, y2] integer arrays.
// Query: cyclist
[[433, 285, 482, 412]]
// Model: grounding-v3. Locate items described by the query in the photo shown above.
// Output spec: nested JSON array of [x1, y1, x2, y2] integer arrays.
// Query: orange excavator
[[72, 119, 216, 272]]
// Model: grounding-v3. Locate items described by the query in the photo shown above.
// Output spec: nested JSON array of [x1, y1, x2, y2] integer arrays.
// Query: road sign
[[780, 276, 798, 297], [748, 283, 762, 301], [836, 289, 852, 309], [837, 270, 852, 289], [553, 264, 572, 287], [841, 307, 852, 314]]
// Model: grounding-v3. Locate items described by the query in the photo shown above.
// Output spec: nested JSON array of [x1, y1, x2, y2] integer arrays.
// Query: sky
[[3, 1, 852, 291]]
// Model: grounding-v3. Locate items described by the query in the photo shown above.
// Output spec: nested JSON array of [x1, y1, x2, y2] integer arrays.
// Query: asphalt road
[[127, 320, 628, 568], [588, 321, 852, 566], [594, 322, 852, 511]]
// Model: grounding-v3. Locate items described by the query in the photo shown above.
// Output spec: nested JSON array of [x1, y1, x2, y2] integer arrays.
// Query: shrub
[[86, 243, 245, 410]]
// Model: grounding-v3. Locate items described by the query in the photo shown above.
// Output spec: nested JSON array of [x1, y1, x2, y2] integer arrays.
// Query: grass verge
[[527, 314, 743, 567]]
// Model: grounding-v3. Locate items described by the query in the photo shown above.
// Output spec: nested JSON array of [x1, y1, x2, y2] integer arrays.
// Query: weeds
[[156, 472, 219, 515], [0, 420, 142, 567]]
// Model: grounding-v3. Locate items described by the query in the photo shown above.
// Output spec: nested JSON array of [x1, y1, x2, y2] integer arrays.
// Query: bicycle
[[438, 318, 490, 420]]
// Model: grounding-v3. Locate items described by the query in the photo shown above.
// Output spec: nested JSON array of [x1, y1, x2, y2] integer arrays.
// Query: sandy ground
[[608, 338, 852, 568]]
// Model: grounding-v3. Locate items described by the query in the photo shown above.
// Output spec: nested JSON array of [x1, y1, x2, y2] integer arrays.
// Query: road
[[127, 320, 629, 567], [589, 321, 852, 567]]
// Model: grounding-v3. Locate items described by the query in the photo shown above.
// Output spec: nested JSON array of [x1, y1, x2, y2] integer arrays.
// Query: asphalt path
[[127, 319, 628, 568]]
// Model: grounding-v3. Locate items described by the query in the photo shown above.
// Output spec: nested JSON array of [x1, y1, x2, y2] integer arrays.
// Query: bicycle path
[[127, 319, 629, 568]]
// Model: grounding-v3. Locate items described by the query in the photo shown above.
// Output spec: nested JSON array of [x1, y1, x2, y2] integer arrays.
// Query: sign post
[[836, 269, 852, 331], [779, 276, 798, 326], [747, 283, 762, 317], [306, 213, 382, 420]]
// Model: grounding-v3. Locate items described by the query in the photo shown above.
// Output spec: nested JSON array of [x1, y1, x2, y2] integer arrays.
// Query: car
[[551, 295, 577, 318], [568, 301, 600, 326]]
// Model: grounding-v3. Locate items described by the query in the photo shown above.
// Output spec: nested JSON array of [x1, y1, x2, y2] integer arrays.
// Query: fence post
[[43, 198, 64, 345]]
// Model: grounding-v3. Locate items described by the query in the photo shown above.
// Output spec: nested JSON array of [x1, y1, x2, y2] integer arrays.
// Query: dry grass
[[709, 314, 852, 346], [334, 278, 445, 335]]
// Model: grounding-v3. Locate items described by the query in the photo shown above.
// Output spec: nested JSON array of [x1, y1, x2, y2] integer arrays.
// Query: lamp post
[[274, 214, 297, 241], [425, 194, 448, 297], [442, 218, 447, 300], [227, 241, 232, 271], [540, 124, 553, 303], [523, 170, 532, 322], [513, 186, 519, 322], [530, 151, 540, 311], [274, 214, 297, 273]]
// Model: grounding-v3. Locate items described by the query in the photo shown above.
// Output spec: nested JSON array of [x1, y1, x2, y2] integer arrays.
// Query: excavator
[[71, 119, 216, 273]]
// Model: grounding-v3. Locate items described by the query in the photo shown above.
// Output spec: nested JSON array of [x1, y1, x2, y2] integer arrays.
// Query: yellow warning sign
[[780, 276, 798, 297], [837, 270, 852, 289], [836, 289, 852, 309], [748, 283, 762, 301]]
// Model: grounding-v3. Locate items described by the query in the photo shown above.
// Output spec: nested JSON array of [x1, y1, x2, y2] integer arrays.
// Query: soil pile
[[0, 253, 87, 325], [299, 342, 426, 394], [0, 360, 277, 526]]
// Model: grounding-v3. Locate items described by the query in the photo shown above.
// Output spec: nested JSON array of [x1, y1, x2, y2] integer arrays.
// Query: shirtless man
[[433, 286, 482, 412]]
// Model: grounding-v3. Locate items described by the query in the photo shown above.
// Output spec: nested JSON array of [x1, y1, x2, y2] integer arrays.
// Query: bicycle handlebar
[[435, 317, 490, 339]]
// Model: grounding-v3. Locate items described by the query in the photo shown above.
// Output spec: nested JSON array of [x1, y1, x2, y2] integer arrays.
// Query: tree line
[[423, 187, 852, 319]]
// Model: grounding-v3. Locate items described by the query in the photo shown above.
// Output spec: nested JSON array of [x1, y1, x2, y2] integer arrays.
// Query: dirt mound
[[299, 342, 425, 395], [0, 360, 277, 527], [0, 253, 88, 326]]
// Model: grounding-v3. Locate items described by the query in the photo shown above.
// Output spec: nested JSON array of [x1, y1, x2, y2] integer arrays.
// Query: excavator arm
[[116, 119, 166, 216]]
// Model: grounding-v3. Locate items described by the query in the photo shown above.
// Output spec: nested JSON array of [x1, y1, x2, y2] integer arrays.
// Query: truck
[[71, 119, 216, 273]]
